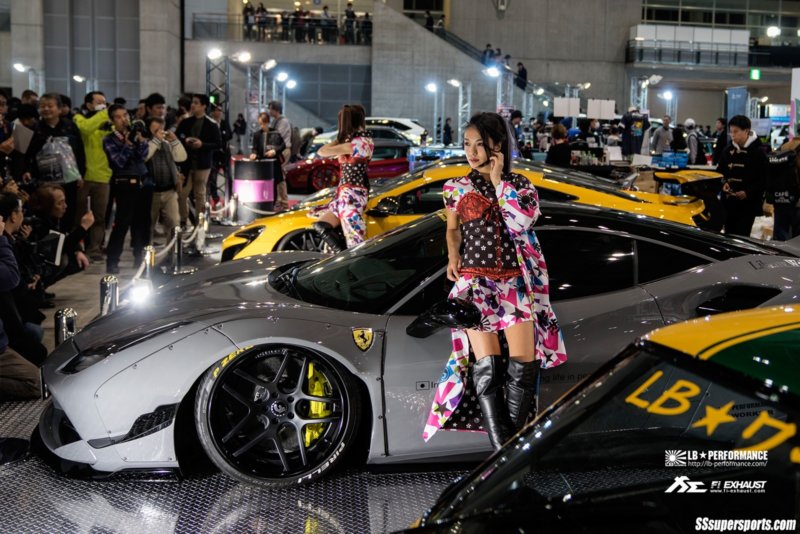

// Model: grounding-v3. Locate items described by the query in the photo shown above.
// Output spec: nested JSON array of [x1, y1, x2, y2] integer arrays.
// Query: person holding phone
[[422, 112, 567, 451]]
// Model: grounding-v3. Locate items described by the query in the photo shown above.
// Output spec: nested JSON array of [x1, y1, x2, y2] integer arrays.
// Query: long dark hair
[[336, 104, 366, 143], [466, 112, 512, 175]]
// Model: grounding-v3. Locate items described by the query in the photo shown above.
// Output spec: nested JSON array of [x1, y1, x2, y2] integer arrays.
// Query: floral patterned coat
[[422, 172, 568, 441]]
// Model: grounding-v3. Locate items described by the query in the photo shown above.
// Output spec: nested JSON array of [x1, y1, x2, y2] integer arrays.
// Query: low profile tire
[[275, 229, 325, 252], [275, 228, 343, 254], [195, 345, 361, 488]]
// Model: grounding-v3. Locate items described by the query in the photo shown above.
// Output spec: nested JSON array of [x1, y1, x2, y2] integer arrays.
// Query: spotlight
[[276, 71, 289, 82], [542, 100, 549, 107], [207, 48, 223, 60], [286, 79, 297, 89], [72, 75, 86, 83], [234, 51, 251, 63], [447, 79, 461, 88], [425, 82, 438, 93], [262, 59, 277, 71], [767, 26, 781, 38], [662, 90, 673, 101], [484, 67, 501, 78], [13, 63, 26, 73], [534, 87, 544, 96]]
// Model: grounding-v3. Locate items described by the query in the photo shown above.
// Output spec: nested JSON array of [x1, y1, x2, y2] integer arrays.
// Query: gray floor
[[0, 399, 465, 534]]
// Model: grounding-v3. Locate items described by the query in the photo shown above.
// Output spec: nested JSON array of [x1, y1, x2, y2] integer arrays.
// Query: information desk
[[232, 158, 276, 223]]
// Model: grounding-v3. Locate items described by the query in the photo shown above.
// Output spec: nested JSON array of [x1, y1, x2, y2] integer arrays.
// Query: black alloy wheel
[[195, 346, 361, 487], [275, 230, 326, 252]]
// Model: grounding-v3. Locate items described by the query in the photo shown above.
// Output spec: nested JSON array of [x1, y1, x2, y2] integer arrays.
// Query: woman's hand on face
[[489, 149, 504, 185], [446, 256, 462, 282]]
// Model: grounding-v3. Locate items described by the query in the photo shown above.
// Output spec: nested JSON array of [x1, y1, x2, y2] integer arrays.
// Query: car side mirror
[[367, 197, 400, 217], [406, 299, 482, 338]]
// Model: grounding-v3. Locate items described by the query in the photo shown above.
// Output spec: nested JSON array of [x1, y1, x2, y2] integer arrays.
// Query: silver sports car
[[38, 202, 800, 487]]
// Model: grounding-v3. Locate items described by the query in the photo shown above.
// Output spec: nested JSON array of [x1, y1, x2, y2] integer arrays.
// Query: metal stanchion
[[99, 275, 119, 316], [189, 213, 219, 256], [54, 308, 78, 346], [221, 193, 239, 226], [204, 201, 223, 240], [165, 226, 198, 275], [143, 245, 156, 280]]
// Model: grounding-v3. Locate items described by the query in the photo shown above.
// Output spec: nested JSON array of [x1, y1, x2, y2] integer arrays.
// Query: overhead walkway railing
[[626, 39, 766, 68], [192, 13, 371, 45]]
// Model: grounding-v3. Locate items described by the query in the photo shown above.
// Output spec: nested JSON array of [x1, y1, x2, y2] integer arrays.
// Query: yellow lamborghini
[[221, 159, 712, 262]]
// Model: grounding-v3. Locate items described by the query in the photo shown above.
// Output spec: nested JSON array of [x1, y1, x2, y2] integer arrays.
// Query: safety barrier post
[[169, 226, 198, 275], [143, 245, 156, 280], [99, 275, 119, 316], [54, 308, 78, 346]]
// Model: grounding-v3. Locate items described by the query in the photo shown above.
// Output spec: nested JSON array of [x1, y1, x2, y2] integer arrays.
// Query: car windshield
[[437, 345, 799, 517], [277, 214, 447, 313]]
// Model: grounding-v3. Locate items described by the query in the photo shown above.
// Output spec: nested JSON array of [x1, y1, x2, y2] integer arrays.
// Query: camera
[[128, 119, 147, 143]]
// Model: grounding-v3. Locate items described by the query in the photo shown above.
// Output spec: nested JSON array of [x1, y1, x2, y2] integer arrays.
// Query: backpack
[[765, 149, 800, 205], [688, 131, 706, 165], [277, 117, 302, 161]]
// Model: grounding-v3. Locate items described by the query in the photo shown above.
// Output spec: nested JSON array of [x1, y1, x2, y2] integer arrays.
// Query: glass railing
[[624, 39, 789, 67], [192, 13, 371, 45]]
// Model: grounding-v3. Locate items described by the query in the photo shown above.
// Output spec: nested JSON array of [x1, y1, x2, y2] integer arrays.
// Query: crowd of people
[[0, 87, 307, 400], [241, 2, 372, 45]]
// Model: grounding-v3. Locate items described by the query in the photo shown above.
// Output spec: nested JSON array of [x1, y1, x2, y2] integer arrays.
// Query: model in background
[[312, 104, 373, 251]]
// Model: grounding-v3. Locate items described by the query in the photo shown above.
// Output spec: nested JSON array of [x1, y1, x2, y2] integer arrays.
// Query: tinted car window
[[396, 182, 446, 215], [371, 129, 403, 141], [396, 271, 450, 315], [286, 217, 447, 313], [536, 187, 578, 202], [536, 229, 635, 300], [372, 146, 402, 160], [636, 239, 710, 283]]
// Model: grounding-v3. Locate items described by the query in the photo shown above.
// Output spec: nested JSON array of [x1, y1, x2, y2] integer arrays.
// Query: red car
[[285, 139, 411, 192]]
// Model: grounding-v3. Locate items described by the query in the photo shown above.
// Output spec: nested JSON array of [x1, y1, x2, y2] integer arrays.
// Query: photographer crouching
[[102, 105, 150, 274]]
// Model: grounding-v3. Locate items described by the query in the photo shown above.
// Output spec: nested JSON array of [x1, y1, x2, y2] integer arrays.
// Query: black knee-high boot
[[472, 355, 513, 451], [506, 359, 539, 431], [312, 221, 345, 252]]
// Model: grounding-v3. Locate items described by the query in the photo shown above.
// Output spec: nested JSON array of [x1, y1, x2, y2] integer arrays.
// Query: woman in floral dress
[[312, 104, 374, 251], [423, 112, 567, 450]]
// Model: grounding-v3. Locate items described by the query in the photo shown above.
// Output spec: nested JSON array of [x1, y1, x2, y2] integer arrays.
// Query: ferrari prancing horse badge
[[352, 328, 374, 352]]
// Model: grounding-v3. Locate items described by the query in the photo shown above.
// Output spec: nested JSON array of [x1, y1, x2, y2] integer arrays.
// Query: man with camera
[[175, 94, 221, 229], [102, 104, 149, 274]]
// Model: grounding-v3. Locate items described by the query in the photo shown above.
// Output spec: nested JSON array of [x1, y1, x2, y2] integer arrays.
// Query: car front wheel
[[195, 345, 361, 487]]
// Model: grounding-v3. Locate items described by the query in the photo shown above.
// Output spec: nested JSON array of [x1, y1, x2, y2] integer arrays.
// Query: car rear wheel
[[308, 165, 338, 192], [195, 345, 361, 488]]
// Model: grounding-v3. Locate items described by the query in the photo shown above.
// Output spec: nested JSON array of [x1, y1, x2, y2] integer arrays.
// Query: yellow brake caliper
[[304, 362, 333, 448]]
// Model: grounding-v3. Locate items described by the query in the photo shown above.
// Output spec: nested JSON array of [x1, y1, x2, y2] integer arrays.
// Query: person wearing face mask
[[26, 93, 86, 228], [74, 91, 112, 260], [716, 114, 767, 237], [423, 112, 567, 452]]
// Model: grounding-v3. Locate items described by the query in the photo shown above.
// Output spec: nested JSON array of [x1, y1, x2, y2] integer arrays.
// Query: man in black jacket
[[0, 214, 40, 400], [716, 115, 767, 237], [175, 94, 221, 228]]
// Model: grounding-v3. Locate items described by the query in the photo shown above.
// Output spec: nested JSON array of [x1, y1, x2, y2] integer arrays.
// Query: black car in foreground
[[404, 306, 800, 533]]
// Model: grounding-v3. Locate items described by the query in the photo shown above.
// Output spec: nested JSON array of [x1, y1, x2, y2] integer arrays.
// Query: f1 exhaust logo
[[665, 476, 707, 493]]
